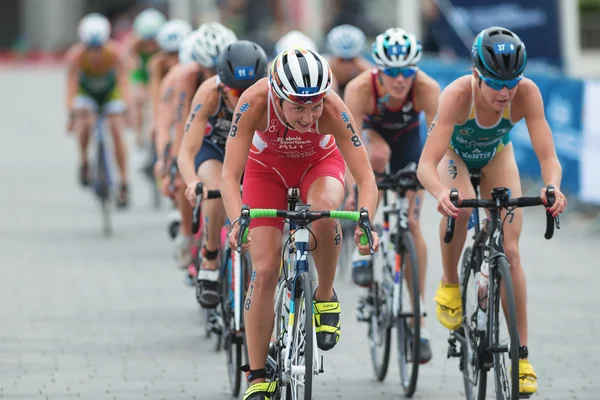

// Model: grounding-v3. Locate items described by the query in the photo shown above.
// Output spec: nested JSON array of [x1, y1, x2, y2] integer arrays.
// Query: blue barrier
[[417, 57, 583, 197]]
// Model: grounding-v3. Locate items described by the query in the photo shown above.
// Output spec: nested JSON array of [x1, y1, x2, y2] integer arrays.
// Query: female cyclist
[[325, 24, 372, 98], [417, 26, 567, 395], [179, 40, 268, 307], [65, 13, 130, 207], [221, 47, 380, 399], [344, 27, 440, 362]]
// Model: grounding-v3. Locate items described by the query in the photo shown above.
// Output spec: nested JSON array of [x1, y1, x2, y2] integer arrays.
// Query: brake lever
[[358, 207, 375, 255], [236, 205, 251, 253]]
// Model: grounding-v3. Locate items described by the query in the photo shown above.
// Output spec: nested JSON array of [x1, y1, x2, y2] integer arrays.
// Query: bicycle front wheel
[[459, 247, 487, 400], [96, 141, 112, 237], [489, 256, 519, 400], [286, 271, 313, 400], [368, 281, 391, 381], [396, 231, 420, 397]]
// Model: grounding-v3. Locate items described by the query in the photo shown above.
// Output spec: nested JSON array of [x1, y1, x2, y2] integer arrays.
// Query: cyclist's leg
[[195, 142, 227, 307], [388, 131, 428, 313], [241, 165, 286, 397], [389, 129, 432, 359], [300, 154, 345, 351], [72, 95, 95, 186], [433, 148, 476, 330], [479, 143, 536, 392], [129, 70, 147, 146], [351, 129, 390, 288], [105, 96, 129, 206]]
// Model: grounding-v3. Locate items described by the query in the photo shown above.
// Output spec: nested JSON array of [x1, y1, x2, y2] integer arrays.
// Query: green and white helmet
[[133, 8, 166, 40]]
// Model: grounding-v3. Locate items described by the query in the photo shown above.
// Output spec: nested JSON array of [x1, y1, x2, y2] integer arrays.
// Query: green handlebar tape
[[249, 209, 278, 218], [360, 229, 369, 245], [328, 210, 360, 222], [241, 227, 249, 244]]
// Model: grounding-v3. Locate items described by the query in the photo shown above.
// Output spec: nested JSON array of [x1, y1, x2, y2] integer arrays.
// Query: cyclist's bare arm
[[178, 77, 219, 187], [155, 66, 179, 165], [417, 77, 470, 200], [342, 70, 371, 195], [222, 81, 267, 223], [148, 53, 164, 119], [321, 90, 378, 219], [171, 65, 200, 157], [125, 35, 141, 71], [414, 71, 441, 129], [108, 41, 130, 107], [64, 44, 83, 112], [518, 79, 563, 190]]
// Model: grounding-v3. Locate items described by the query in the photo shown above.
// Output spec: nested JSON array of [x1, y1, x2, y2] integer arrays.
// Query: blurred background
[[1, 0, 600, 219]]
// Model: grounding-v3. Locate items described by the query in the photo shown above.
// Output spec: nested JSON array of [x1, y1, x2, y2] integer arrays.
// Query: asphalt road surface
[[1, 67, 598, 400]]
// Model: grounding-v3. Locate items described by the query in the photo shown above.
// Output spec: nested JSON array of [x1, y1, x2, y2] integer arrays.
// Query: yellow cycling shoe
[[518, 359, 538, 394], [433, 282, 462, 330], [243, 381, 278, 400]]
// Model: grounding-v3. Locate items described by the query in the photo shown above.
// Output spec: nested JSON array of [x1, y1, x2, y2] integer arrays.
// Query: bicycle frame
[[380, 189, 410, 318], [281, 201, 321, 382], [94, 112, 112, 192]]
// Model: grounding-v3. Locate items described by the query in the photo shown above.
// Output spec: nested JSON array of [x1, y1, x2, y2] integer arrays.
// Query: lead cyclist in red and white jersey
[[221, 48, 380, 400]]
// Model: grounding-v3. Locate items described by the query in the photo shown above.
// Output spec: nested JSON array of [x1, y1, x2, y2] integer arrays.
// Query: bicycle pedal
[[518, 394, 533, 399]]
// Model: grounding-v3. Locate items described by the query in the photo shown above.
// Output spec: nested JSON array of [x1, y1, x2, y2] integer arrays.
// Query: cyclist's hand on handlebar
[[185, 181, 201, 206], [354, 227, 380, 255], [437, 189, 461, 218], [228, 222, 251, 253], [540, 186, 567, 217]]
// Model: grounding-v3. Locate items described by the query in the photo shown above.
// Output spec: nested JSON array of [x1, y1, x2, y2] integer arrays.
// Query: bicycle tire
[[96, 141, 112, 237], [396, 231, 420, 397], [222, 251, 242, 397], [459, 247, 487, 400], [489, 256, 519, 400], [368, 281, 392, 381], [286, 271, 313, 400]]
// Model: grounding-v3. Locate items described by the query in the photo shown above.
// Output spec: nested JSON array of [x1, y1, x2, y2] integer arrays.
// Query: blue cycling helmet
[[471, 26, 527, 80]]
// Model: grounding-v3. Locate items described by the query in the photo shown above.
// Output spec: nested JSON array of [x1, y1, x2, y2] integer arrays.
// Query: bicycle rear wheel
[[96, 141, 112, 237], [396, 232, 420, 397], [489, 257, 519, 400], [459, 247, 487, 400], [368, 281, 391, 381], [223, 250, 252, 397], [286, 271, 313, 400]]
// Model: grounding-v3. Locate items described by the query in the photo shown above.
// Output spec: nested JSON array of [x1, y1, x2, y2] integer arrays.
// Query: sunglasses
[[478, 73, 522, 90], [379, 66, 418, 78]]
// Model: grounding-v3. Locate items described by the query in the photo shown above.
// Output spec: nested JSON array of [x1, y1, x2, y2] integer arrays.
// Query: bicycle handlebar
[[235, 205, 375, 255], [376, 162, 424, 191], [191, 182, 223, 234], [443, 185, 560, 244]]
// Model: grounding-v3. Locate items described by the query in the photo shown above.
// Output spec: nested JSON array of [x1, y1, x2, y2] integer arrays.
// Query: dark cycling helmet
[[471, 27, 527, 80], [217, 40, 268, 90]]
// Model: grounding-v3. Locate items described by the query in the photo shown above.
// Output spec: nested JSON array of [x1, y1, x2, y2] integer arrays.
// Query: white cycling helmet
[[78, 13, 111, 47], [274, 30, 317, 55], [326, 24, 366, 59], [191, 22, 237, 68], [270, 48, 332, 104], [178, 32, 197, 65], [133, 8, 166, 40], [372, 28, 422, 67], [157, 19, 192, 53]]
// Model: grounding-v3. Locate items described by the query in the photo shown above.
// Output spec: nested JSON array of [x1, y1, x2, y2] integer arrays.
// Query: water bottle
[[477, 308, 487, 331], [478, 261, 489, 311]]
